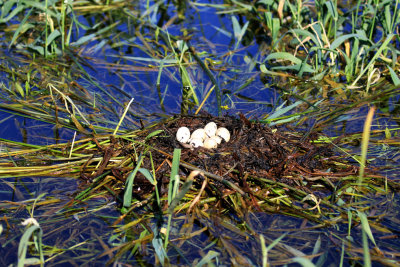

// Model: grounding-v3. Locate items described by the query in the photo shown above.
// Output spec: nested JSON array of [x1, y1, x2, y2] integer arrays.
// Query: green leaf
[[292, 257, 317, 267], [260, 64, 275, 74], [0, 0, 18, 20], [312, 235, 321, 255], [167, 178, 193, 213], [21, 258, 42, 265], [211, 25, 232, 38], [324, 1, 338, 19], [46, 29, 61, 46], [194, 250, 220, 267], [355, 29, 369, 41], [95, 21, 120, 35], [14, 82, 24, 98], [168, 149, 181, 205], [27, 44, 45, 56], [268, 100, 302, 120], [271, 17, 280, 41], [123, 155, 144, 209], [265, 232, 287, 251], [73, 33, 96, 46], [384, 127, 392, 139], [362, 229, 371, 267], [0, 4, 25, 23], [9, 8, 34, 48], [138, 168, 156, 185], [152, 233, 168, 265], [388, 66, 400, 86], [18, 225, 43, 267], [231, 16, 241, 40], [145, 130, 164, 140], [231, 16, 249, 49], [384, 4, 392, 32], [311, 23, 324, 45], [177, 40, 188, 54], [269, 115, 300, 126], [330, 34, 361, 50], [289, 29, 320, 47], [266, 52, 315, 73], [357, 211, 377, 246], [258, 0, 274, 5]]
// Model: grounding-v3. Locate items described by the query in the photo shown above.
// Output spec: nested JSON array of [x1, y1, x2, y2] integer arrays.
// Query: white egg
[[216, 127, 230, 142], [189, 138, 203, 148], [176, 127, 190, 143], [191, 128, 207, 140], [211, 135, 222, 144], [203, 137, 218, 149], [204, 122, 217, 137]]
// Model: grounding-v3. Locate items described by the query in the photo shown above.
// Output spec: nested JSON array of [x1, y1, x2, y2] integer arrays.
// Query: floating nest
[[160, 114, 357, 186], [78, 114, 382, 218]]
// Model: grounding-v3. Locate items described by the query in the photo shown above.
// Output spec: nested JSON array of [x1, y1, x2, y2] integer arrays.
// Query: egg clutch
[[176, 122, 231, 149]]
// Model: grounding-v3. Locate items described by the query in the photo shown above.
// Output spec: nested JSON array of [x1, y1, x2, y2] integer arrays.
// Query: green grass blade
[[292, 257, 317, 267], [289, 29, 320, 47], [168, 148, 181, 205], [167, 178, 193, 213], [266, 52, 316, 73], [339, 240, 345, 267], [45, 29, 61, 47], [18, 225, 43, 267], [0, 4, 24, 23], [329, 33, 364, 50], [267, 100, 302, 120], [152, 229, 169, 266], [146, 130, 164, 140], [312, 235, 321, 255], [122, 154, 144, 210], [357, 211, 377, 246], [232, 16, 249, 50], [388, 66, 400, 85], [324, 1, 338, 20], [361, 226, 372, 267], [260, 234, 267, 267], [266, 52, 303, 65], [0, 0, 18, 20], [265, 232, 288, 252], [138, 168, 156, 185], [194, 250, 220, 267], [9, 8, 34, 48]]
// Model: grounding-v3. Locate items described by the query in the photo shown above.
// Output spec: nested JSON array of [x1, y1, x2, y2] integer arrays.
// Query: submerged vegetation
[[0, 0, 400, 266]]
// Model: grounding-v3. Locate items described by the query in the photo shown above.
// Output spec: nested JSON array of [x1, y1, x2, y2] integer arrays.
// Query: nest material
[[159, 114, 356, 182], [80, 114, 359, 200]]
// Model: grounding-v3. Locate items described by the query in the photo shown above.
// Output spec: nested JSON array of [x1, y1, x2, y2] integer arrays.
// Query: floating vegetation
[[1, 114, 399, 265], [0, 0, 400, 266]]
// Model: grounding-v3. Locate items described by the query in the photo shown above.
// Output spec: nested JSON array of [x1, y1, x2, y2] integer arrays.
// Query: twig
[[179, 161, 246, 196]]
